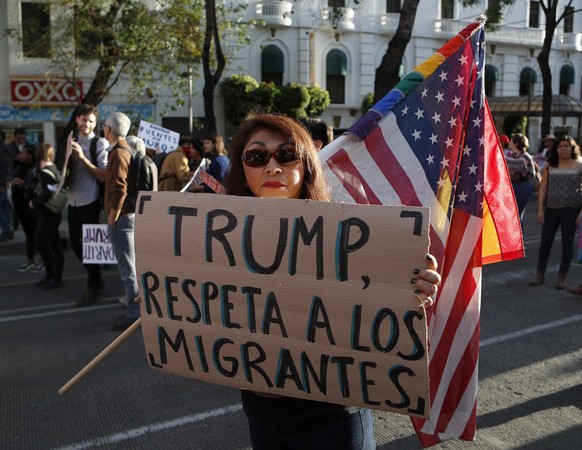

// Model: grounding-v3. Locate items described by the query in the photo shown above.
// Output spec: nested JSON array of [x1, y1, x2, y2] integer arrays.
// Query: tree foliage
[[6, 0, 253, 160], [305, 85, 331, 117], [221, 74, 260, 124], [361, 92, 374, 114], [221, 75, 331, 125], [461, 0, 517, 30], [276, 83, 310, 118]]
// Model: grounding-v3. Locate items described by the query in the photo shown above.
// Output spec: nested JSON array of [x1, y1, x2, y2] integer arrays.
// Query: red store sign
[[11, 78, 83, 106]]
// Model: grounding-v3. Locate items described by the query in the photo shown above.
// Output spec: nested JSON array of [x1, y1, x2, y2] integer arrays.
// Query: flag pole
[[58, 318, 142, 396]]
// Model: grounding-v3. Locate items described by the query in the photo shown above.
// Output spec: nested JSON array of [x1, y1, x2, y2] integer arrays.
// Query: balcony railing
[[325, 7, 355, 31], [435, 19, 546, 47], [255, 1, 293, 27], [558, 33, 582, 51], [379, 13, 399, 34]]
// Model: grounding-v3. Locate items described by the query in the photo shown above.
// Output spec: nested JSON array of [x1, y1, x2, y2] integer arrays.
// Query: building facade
[[1, 0, 581, 151]]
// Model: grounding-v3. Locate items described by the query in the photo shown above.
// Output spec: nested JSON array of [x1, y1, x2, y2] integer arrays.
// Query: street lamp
[[181, 67, 194, 137]]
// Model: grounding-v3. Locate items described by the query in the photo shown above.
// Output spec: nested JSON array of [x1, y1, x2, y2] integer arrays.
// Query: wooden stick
[[59, 318, 142, 396]]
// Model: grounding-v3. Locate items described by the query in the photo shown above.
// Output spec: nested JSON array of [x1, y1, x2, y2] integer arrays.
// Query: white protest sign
[[82, 224, 117, 264], [137, 121, 180, 153], [135, 192, 431, 418]]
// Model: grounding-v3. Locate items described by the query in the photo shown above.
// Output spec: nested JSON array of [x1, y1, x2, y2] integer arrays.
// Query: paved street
[[1, 197, 581, 450]]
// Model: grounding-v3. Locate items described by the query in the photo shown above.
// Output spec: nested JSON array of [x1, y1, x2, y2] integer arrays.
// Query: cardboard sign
[[135, 192, 431, 418], [82, 224, 117, 264], [137, 121, 180, 153]]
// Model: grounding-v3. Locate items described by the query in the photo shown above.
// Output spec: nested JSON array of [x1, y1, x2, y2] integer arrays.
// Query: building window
[[564, 6, 574, 33], [21, 2, 51, 57], [441, 0, 454, 19], [326, 49, 347, 104], [529, 1, 540, 28], [386, 0, 401, 13], [261, 45, 284, 88], [519, 67, 537, 96], [329, 0, 346, 7], [560, 65, 575, 96], [485, 64, 499, 98]]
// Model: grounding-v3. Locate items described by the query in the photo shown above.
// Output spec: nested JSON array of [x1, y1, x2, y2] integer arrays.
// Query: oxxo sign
[[11, 78, 83, 106]]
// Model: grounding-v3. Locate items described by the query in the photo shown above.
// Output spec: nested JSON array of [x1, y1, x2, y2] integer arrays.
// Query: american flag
[[319, 19, 524, 446]]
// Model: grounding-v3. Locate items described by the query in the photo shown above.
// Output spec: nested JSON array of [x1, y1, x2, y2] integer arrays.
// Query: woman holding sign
[[225, 113, 440, 450]]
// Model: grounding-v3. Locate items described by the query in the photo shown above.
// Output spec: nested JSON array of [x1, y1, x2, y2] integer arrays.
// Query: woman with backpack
[[30, 143, 65, 290]]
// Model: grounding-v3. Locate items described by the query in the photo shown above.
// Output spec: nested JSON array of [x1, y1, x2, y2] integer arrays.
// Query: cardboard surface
[[135, 192, 431, 418]]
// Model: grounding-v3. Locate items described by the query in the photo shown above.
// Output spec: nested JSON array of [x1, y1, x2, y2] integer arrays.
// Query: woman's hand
[[537, 208, 545, 225], [412, 254, 441, 309]]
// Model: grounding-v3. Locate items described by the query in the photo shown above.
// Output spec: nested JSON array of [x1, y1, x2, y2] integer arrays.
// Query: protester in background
[[534, 133, 555, 169], [186, 139, 209, 193], [530, 135, 582, 289], [202, 132, 230, 192], [225, 113, 441, 450], [9, 129, 39, 272], [498, 134, 510, 156], [103, 113, 140, 331], [505, 133, 535, 223], [30, 143, 64, 290], [67, 105, 109, 307], [158, 137, 195, 192], [188, 138, 204, 171], [0, 129, 14, 242], [541, 134, 555, 158], [298, 117, 334, 151]]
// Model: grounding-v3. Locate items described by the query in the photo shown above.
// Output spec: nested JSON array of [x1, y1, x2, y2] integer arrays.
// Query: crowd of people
[[0, 107, 239, 331], [497, 131, 582, 292], [4, 109, 582, 447], [2, 118, 582, 304]]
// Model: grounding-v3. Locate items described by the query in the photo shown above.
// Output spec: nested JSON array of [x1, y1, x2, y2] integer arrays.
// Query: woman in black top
[[30, 143, 65, 290], [225, 113, 441, 450]]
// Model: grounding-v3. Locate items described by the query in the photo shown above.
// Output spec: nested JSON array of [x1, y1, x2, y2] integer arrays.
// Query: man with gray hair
[[103, 112, 140, 331]]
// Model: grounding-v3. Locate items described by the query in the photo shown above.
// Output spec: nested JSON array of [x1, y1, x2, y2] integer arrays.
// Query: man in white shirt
[[67, 104, 109, 307]]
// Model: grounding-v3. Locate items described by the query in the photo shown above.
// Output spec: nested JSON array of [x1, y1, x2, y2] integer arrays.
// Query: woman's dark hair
[[204, 131, 228, 156], [547, 135, 581, 167], [224, 113, 330, 201]]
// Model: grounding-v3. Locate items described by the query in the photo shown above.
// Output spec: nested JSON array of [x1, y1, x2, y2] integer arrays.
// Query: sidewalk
[[0, 221, 70, 257]]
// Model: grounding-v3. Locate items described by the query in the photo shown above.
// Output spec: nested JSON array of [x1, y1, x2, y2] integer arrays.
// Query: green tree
[[220, 74, 260, 125], [536, 1, 581, 137], [201, 0, 224, 134], [305, 85, 331, 117], [255, 82, 280, 115], [361, 92, 374, 114], [6, 0, 206, 164], [276, 83, 310, 118]]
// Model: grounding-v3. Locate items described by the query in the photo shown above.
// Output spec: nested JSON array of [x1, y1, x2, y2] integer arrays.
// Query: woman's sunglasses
[[242, 148, 300, 168]]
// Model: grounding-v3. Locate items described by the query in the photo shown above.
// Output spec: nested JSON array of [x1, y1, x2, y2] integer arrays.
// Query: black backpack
[[119, 146, 158, 212], [88, 136, 105, 208], [152, 152, 169, 181]]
